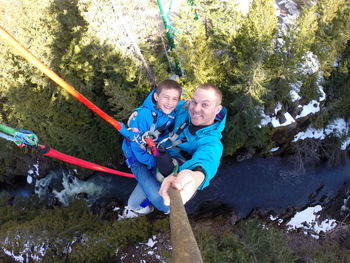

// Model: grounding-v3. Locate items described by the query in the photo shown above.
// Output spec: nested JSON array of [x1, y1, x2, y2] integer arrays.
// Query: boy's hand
[[129, 127, 140, 133], [127, 111, 138, 126], [159, 169, 205, 206]]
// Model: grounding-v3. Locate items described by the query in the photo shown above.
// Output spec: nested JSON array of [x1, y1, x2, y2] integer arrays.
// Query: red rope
[[40, 145, 134, 178]]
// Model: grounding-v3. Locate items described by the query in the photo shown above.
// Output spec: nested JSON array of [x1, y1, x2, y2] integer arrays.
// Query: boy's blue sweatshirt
[[122, 90, 176, 170]]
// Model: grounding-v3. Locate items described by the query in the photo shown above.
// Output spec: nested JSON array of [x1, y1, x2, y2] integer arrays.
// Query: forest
[[1, 0, 350, 262], [1, 0, 349, 180]]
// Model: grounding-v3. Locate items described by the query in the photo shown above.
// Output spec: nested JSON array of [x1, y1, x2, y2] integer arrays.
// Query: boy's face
[[154, 88, 181, 114]]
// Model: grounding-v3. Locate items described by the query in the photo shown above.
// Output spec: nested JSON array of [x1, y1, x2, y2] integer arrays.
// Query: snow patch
[[287, 205, 337, 239], [145, 236, 157, 248], [301, 51, 320, 75], [296, 100, 320, 119], [235, 0, 253, 16], [292, 118, 350, 149], [270, 147, 280, 152], [341, 137, 350, 150], [292, 127, 325, 142]]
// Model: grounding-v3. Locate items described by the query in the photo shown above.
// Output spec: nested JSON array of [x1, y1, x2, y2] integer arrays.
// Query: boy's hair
[[156, 79, 183, 97], [197, 83, 222, 105]]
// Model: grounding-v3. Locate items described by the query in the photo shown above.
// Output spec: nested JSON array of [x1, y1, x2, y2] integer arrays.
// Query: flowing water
[[187, 157, 350, 217], [5, 156, 350, 218]]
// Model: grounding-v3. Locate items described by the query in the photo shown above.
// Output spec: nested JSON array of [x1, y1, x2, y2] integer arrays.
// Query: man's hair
[[156, 79, 183, 97], [197, 83, 222, 105]]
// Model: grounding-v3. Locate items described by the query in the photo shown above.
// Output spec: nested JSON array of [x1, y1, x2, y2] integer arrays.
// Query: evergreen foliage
[[1, 1, 350, 261], [199, 219, 297, 263], [0, 195, 169, 262], [197, 218, 350, 263], [0, 0, 155, 170], [323, 41, 350, 118], [0, 0, 350, 171], [174, 0, 278, 154], [312, 0, 350, 77]]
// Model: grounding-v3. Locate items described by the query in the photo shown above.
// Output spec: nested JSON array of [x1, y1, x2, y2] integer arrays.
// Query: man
[[126, 83, 226, 213], [159, 84, 226, 207]]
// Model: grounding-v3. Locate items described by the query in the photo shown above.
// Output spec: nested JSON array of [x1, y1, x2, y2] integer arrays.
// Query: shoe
[[117, 206, 139, 220], [134, 205, 154, 215]]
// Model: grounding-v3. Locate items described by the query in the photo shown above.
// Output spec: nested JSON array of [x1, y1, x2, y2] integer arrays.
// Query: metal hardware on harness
[[141, 130, 159, 145], [126, 128, 147, 150]]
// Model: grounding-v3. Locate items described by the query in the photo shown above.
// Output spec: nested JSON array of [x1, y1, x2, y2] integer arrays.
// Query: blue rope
[[0, 131, 17, 142]]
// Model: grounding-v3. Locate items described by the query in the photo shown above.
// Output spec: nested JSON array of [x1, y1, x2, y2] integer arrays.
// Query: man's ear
[[216, 105, 222, 115]]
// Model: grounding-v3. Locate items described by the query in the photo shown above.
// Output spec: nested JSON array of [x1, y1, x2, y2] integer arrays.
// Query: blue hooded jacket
[[122, 90, 176, 170], [167, 100, 227, 190]]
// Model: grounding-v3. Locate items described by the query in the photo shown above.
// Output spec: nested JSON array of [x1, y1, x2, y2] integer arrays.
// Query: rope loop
[[14, 130, 39, 146]]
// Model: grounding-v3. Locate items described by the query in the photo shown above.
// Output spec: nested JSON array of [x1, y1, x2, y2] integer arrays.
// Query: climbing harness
[[141, 111, 174, 143], [158, 121, 188, 149]]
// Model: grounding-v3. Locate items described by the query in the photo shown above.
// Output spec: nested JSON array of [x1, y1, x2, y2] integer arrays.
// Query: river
[[7, 156, 349, 219]]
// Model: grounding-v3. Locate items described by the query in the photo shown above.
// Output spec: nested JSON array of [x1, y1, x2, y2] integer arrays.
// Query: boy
[[122, 79, 182, 214]]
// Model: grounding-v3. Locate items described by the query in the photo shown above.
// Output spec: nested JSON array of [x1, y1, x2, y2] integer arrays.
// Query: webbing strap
[[0, 124, 17, 136], [0, 123, 134, 178], [41, 145, 134, 178], [0, 131, 17, 143], [159, 121, 188, 149]]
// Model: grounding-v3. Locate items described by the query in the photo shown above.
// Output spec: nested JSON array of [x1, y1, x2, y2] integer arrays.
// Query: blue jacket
[[122, 90, 176, 170], [167, 101, 227, 190]]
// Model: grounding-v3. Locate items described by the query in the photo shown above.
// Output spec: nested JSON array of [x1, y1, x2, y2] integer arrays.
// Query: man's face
[[154, 88, 181, 114], [189, 88, 222, 126]]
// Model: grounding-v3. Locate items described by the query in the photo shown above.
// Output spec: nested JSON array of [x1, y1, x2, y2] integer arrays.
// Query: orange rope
[[0, 26, 122, 131]]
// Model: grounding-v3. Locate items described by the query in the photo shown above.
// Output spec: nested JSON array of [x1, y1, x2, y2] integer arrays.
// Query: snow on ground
[[292, 118, 350, 150], [286, 205, 337, 239], [259, 58, 346, 148], [277, 0, 300, 34], [118, 234, 168, 263], [289, 81, 302, 102], [270, 147, 280, 152], [261, 1, 333, 139], [300, 51, 320, 75], [295, 100, 320, 119], [235, 0, 253, 15], [2, 238, 46, 263], [341, 137, 350, 150]]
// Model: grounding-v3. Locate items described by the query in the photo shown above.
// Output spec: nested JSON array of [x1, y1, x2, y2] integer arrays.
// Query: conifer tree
[[0, 0, 153, 166], [312, 0, 350, 77]]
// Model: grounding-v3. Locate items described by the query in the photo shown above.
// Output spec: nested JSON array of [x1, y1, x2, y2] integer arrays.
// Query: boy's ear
[[154, 92, 159, 102]]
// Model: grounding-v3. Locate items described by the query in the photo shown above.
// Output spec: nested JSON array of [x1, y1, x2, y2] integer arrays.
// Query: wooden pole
[[169, 187, 203, 263]]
